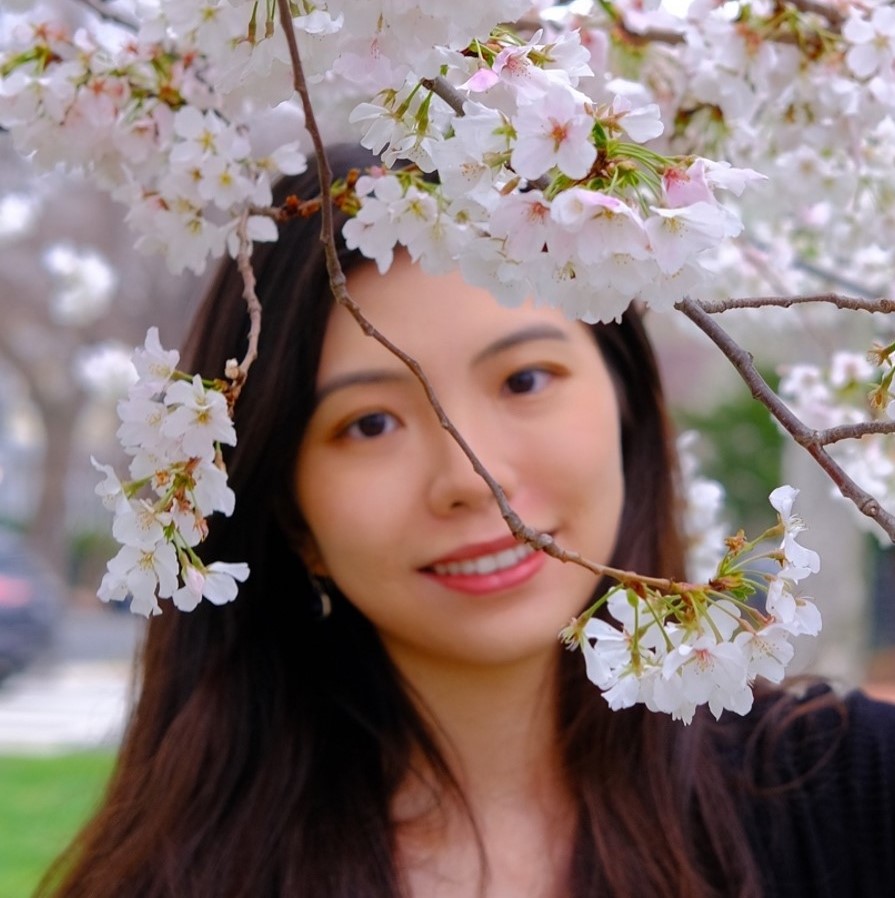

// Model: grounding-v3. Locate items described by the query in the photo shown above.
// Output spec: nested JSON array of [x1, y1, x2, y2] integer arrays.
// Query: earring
[[308, 574, 333, 620]]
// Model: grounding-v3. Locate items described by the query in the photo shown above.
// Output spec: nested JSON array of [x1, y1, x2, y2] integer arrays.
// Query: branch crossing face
[[12, 0, 895, 719]]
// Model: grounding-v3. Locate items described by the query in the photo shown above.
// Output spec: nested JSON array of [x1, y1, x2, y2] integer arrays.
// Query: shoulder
[[837, 687, 895, 779], [716, 683, 895, 898]]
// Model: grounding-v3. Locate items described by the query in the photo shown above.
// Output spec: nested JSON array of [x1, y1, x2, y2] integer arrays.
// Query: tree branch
[[819, 421, 895, 445], [276, 0, 685, 595], [420, 76, 467, 117], [227, 209, 262, 403], [675, 297, 895, 540], [694, 294, 895, 314]]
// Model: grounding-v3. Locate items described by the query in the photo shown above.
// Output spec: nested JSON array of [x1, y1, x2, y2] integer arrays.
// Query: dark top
[[726, 686, 895, 897]]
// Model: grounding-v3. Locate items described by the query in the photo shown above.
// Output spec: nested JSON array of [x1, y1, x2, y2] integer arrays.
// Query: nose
[[424, 413, 518, 516]]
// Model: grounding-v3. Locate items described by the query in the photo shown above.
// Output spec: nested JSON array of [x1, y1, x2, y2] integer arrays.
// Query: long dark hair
[[40, 145, 766, 897]]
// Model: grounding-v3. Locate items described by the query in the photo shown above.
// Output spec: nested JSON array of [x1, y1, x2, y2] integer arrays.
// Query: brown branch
[[818, 421, 895, 445], [676, 297, 895, 541], [420, 76, 467, 117], [277, 0, 681, 594], [695, 294, 895, 314], [227, 209, 262, 403]]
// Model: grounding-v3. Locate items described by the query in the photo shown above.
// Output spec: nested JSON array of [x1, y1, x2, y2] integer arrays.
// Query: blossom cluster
[[563, 486, 822, 724], [4, 1, 895, 306], [92, 328, 248, 616], [0, 5, 306, 274], [2, 0, 881, 711], [342, 91, 759, 322], [571, 1, 895, 301], [323, 12, 766, 321], [0, 1, 764, 319]]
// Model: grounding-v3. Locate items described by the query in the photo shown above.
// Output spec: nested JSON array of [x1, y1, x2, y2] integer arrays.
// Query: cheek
[[550, 408, 625, 551], [296, 455, 406, 586]]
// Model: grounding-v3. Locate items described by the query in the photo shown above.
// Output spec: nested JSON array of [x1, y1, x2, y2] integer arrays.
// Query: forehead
[[318, 254, 596, 379]]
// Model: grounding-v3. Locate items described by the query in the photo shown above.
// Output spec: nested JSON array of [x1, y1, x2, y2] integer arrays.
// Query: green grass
[[0, 752, 114, 898]]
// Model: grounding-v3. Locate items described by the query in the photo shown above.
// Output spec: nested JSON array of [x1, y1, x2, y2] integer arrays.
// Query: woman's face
[[295, 254, 624, 673]]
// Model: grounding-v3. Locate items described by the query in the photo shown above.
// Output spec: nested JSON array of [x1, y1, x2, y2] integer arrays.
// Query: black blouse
[[724, 686, 895, 897]]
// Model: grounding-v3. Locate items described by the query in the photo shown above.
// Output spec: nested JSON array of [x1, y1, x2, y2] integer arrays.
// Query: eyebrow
[[314, 323, 571, 404], [471, 323, 570, 364], [315, 369, 410, 405]]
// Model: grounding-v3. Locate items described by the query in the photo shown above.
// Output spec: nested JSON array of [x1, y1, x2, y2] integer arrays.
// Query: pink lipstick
[[422, 536, 547, 595]]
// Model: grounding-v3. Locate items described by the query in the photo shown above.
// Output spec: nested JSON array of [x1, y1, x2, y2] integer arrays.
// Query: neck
[[388, 646, 576, 897], [388, 644, 568, 813]]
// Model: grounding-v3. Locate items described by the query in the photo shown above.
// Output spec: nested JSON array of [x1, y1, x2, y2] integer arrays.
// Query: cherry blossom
[[511, 85, 597, 180], [678, 431, 727, 583], [7, 0, 890, 715], [768, 485, 821, 582], [91, 328, 246, 616], [172, 560, 250, 612], [99, 541, 180, 617], [844, 7, 895, 79], [162, 374, 237, 457], [564, 486, 822, 723]]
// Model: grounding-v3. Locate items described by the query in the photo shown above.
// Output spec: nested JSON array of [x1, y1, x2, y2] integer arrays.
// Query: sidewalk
[[0, 607, 143, 755]]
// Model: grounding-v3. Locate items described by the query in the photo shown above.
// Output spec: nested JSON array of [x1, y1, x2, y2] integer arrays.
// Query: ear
[[293, 529, 329, 578], [272, 490, 330, 576]]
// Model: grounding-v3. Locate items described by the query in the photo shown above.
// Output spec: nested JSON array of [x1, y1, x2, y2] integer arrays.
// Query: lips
[[421, 535, 548, 596], [430, 542, 535, 576]]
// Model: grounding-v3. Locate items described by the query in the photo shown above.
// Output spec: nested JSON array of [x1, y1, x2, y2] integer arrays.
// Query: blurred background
[[0, 125, 894, 894], [0, 135, 208, 896]]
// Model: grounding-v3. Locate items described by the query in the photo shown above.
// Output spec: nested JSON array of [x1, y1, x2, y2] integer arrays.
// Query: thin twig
[[420, 76, 467, 117], [676, 297, 895, 541], [228, 209, 262, 403], [247, 204, 283, 220], [277, 0, 683, 594], [694, 294, 895, 314], [817, 421, 895, 445]]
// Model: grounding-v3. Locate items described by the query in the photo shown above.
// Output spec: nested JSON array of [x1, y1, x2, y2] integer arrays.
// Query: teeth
[[432, 543, 535, 576]]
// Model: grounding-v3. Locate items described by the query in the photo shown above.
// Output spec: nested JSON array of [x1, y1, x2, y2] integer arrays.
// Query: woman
[[41, 145, 895, 897]]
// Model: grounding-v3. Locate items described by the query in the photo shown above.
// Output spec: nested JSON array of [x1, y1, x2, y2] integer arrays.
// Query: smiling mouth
[[429, 543, 536, 577]]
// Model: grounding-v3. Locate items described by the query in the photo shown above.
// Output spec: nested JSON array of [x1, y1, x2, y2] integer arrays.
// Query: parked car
[[0, 530, 60, 684]]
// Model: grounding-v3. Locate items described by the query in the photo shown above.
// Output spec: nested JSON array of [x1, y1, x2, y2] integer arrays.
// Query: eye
[[503, 367, 553, 396], [342, 411, 399, 440]]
